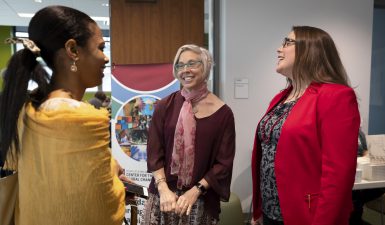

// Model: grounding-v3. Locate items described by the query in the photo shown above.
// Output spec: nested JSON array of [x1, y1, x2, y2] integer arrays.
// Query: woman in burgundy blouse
[[141, 44, 236, 225]]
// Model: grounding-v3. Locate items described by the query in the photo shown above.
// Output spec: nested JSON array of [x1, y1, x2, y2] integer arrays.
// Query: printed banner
[[111, 63, 179, 224]]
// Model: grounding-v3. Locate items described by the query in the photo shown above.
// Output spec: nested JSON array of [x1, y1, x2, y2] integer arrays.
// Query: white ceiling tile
[[0, 0, 109, 29]]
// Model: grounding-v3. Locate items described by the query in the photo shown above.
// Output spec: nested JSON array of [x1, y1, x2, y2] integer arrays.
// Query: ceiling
[[0, 0, 384, 32], [0, 0, 110, 30]]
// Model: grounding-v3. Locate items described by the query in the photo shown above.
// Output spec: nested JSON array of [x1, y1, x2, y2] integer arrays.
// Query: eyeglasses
[[282, 37, 296, 48], [174, 60, 202, 71]]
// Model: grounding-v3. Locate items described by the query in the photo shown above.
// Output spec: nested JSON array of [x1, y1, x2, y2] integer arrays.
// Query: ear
[[64, 39, 79, 60]]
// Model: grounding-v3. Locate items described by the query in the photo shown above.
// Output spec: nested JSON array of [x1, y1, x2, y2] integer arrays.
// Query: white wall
[[219, 0, 373, 212]]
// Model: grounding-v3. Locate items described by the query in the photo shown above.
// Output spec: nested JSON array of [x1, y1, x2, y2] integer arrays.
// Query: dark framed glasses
[[282, 37, 296, 48]]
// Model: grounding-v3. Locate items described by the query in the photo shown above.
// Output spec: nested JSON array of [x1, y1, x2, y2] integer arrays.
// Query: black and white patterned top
[[258, 100, 297, 221]]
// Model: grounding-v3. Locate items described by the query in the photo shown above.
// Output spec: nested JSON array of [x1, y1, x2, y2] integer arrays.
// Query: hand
[[174, 186, 200, 216], [119, 174, 135, 184], [157, 182, 178, 212], [250, 216, 263, 225]]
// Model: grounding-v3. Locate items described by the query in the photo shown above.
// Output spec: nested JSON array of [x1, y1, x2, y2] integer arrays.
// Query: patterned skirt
[[141, 192, 218, 225]]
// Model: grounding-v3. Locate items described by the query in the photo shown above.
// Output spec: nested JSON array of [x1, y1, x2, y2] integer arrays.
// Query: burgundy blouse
[[146, 91, 236, 219]]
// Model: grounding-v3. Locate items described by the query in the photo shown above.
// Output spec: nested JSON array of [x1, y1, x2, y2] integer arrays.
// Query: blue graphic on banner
[[111, 65, 179, 224]]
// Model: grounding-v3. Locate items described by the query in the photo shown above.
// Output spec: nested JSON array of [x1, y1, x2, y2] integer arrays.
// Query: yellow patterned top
[[9, 99, 125, 225]]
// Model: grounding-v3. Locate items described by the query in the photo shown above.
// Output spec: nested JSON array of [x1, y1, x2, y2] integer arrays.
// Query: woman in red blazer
[[251, 26, 360, 225]]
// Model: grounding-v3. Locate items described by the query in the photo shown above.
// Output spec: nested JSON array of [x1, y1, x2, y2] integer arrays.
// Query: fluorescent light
[[91, 16, 110, 25], [17, 13, 109, 25], [91, 16, 109, 22], [18, 13, 34, 18], [15, 32, 29, 37]]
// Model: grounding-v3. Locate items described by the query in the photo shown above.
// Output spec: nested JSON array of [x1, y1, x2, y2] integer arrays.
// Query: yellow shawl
[[10, 101, 125, 225]]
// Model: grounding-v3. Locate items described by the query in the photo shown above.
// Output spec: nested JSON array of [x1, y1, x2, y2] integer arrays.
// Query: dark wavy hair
[[0, 5, 96, 165], [290, 26, 350, 95]]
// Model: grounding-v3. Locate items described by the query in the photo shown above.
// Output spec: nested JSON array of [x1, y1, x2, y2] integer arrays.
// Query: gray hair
[[172, 44, 213, 81]]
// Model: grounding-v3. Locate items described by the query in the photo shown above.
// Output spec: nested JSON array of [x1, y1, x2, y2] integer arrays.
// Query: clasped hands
[[158, 183, 200, 216], [250, 216, 263, 225]]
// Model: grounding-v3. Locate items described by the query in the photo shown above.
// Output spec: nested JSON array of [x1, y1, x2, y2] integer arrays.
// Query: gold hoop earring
[[70, 61, 78, 72]]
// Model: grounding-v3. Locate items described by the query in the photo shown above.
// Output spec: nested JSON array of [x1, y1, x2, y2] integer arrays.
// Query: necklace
[[48, 89, 75, 99]]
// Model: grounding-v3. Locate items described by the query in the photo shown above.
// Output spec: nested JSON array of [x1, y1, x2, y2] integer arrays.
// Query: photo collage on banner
[[111, 64, 179, 224]]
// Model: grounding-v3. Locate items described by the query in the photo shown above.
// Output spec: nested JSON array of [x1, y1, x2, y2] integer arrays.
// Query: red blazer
[[251, 83, 360, 225]]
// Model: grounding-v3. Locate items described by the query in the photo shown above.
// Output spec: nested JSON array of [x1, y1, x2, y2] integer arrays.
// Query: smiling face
[[175, 50, 206, 92], [276, 31, 296, 79], [77, 23, 109, 88]]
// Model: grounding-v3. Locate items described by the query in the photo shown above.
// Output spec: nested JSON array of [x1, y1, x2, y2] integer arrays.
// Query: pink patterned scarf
[[170, 83, 209, 189]]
